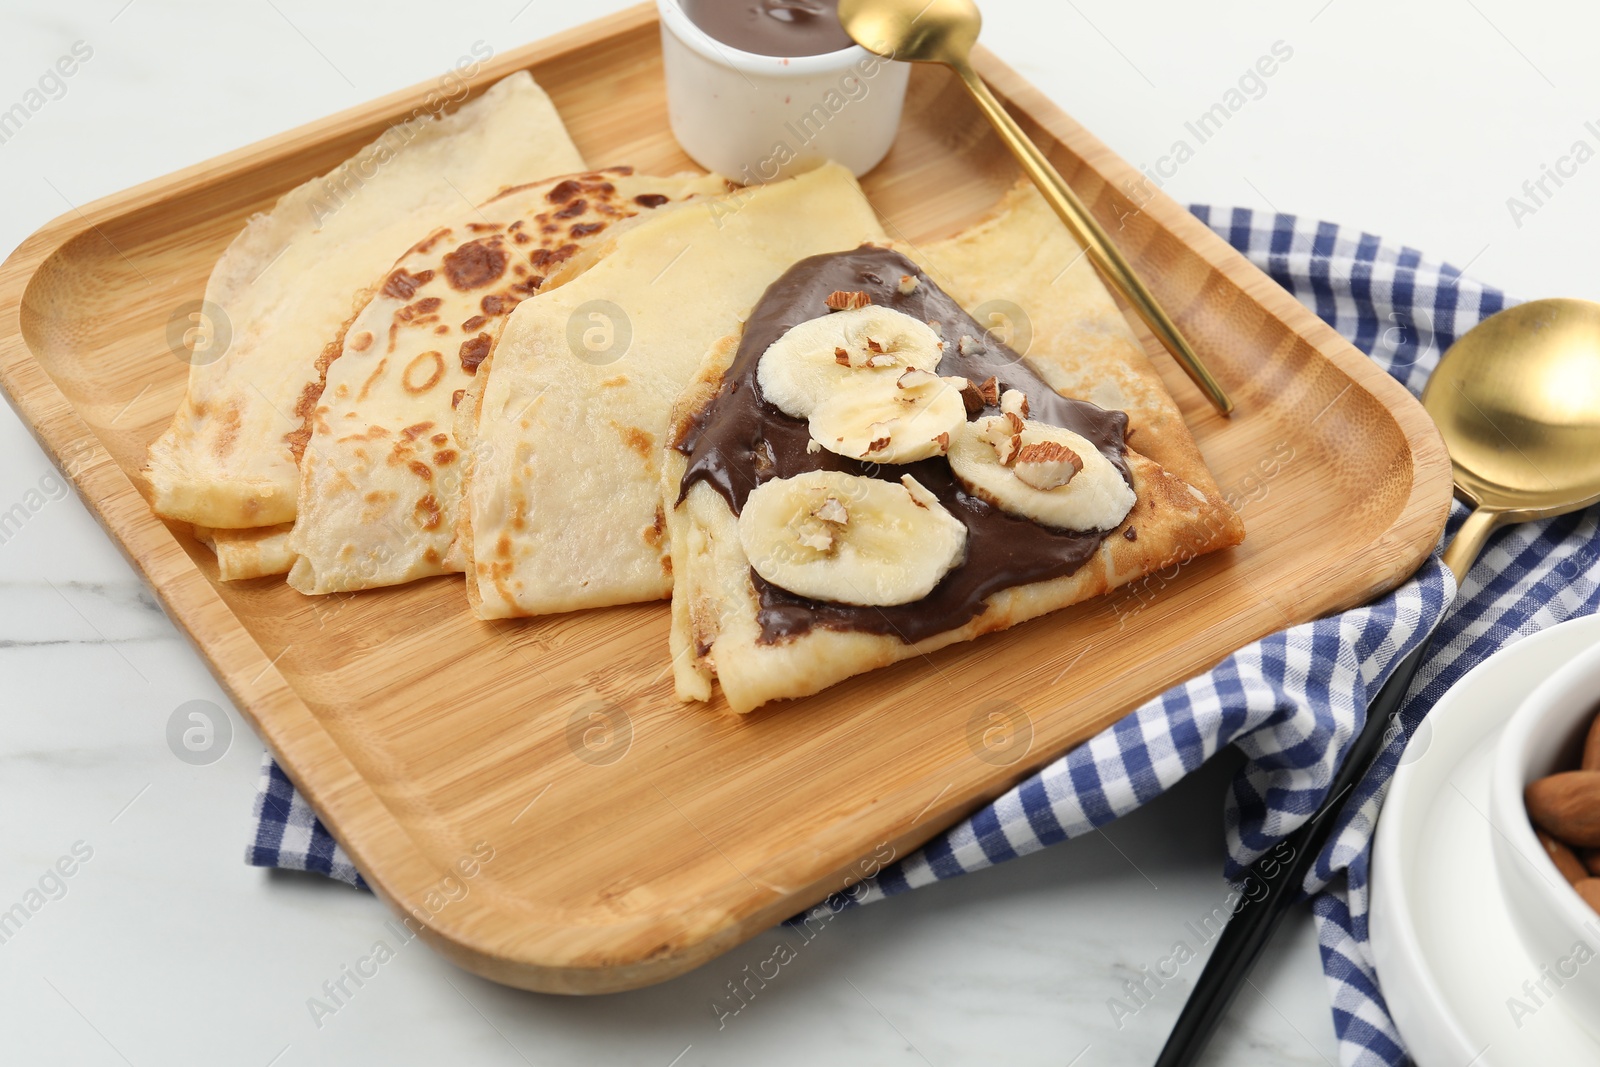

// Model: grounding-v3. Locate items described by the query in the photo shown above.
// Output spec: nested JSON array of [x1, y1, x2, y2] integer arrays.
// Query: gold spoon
[[837, 0, 1234, 415], [1426, 297, 1600, 580], [1154, 296, 1600, 1067]]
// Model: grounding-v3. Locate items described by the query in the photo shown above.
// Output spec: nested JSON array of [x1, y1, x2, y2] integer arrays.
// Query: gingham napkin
[[249, 206, 1600, 1067]]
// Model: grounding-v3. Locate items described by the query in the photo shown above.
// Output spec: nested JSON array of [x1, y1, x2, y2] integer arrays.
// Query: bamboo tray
[[0, 3, 1451, 993]]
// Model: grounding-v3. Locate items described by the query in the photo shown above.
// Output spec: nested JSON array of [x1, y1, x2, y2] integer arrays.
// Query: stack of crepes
[[144, 70, 1243, 713]]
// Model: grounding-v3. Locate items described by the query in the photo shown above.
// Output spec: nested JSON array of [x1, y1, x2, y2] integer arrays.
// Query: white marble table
[[3, 2, 1596, 1064]]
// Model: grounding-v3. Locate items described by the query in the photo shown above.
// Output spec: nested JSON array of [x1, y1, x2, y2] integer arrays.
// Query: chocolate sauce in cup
[[679, 0, 854, 58], [657, 0, 909, 182]]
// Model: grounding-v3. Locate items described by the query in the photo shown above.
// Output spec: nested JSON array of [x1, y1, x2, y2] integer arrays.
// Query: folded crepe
[[144, 72, 583, 534], [283, 168, 727, 594], [661, 183, 1245, 713], [192, 523, 294, 582], [458, 161, 886, 618]]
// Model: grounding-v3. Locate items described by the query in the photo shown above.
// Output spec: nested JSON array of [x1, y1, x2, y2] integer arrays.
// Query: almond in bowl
[[1490, 639, 1600, 1043]]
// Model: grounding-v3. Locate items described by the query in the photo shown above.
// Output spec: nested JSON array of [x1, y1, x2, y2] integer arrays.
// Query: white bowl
[[1490, 636, 1600, 1043], [1370, 615, 1600, 1065], [656, 0, 909, 183]]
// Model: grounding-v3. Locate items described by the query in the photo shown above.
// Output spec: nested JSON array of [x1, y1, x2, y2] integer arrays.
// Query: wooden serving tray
[[0, 4, 1450, 992]]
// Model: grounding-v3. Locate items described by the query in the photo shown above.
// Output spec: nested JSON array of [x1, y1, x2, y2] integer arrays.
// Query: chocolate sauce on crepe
[[676, 246, 1132, 644]]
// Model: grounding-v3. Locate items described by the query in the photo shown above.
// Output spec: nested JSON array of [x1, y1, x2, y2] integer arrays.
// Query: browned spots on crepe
[[618, 425, 654, 459], [212, 402, 241, 459], [336, 426, 391, 444], [357, 358, 388, 403], [459, 333, 493, 374], [414, 494, 443, 531], [443, 239, 509, 291], [383, 267, 434, 301], [404, 228, 450, 258], [643, 504, 666, 548], [544, 178, 582, 204], [402, 350, 446, 394]]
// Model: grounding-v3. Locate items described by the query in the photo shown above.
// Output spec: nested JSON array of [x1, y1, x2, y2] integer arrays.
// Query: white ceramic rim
[[1370, 639, 1504, 1063], [1492, 638, 1600, 936], [656, 0, 878, 75], [1369, 614, 1600, 1065]]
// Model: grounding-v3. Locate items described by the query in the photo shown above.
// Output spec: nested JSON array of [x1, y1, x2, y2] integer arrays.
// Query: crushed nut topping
[[812, 497, 849, 525], [958, 377, 985, 414], [1000, 388, 1030, 420], [797, 528, 834, 552], [980, 418, 1023, 466], [1013, 440, 1084, 491], [825, 290, 872, 311]]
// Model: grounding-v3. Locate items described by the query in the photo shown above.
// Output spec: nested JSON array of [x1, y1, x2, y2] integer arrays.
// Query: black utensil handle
[[1153, 636, 1433, 1067]]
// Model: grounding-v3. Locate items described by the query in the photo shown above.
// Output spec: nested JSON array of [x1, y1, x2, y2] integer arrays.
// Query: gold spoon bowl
[[1425, 298, 1600, 579]]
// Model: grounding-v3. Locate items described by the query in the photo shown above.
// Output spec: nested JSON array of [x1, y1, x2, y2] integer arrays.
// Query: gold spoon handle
[[1441, 505, 1504, 584], [952, 62, 1234, 416]]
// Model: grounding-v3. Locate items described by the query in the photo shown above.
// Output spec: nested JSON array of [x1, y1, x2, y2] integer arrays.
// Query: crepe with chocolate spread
[[662, 186, 1244, 712], [456, 161, 886, 617], [144, 73, 584, 536], [283, 169, 725, 594]]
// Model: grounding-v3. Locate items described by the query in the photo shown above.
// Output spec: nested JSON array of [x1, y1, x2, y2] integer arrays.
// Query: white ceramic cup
[[1490, 638, 1600, 1043], [656, 0, 909, 184]]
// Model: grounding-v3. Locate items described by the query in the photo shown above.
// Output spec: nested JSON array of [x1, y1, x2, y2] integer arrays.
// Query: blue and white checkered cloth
[[249, 206, 1600, 1067]]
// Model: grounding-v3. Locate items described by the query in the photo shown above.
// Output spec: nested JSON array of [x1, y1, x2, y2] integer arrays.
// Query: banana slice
[[738, 470, 967, 607], [757, 305, 944, 419], [948, 416, 1136, 531], [809, 367, 968, 463]]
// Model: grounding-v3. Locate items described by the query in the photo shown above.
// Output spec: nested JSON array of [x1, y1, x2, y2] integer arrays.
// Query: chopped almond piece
[[1013, 440, 1083, 491], [812, 497, 849, 525], [897, 368, 940, 390], [958, 377, 985, 414]]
